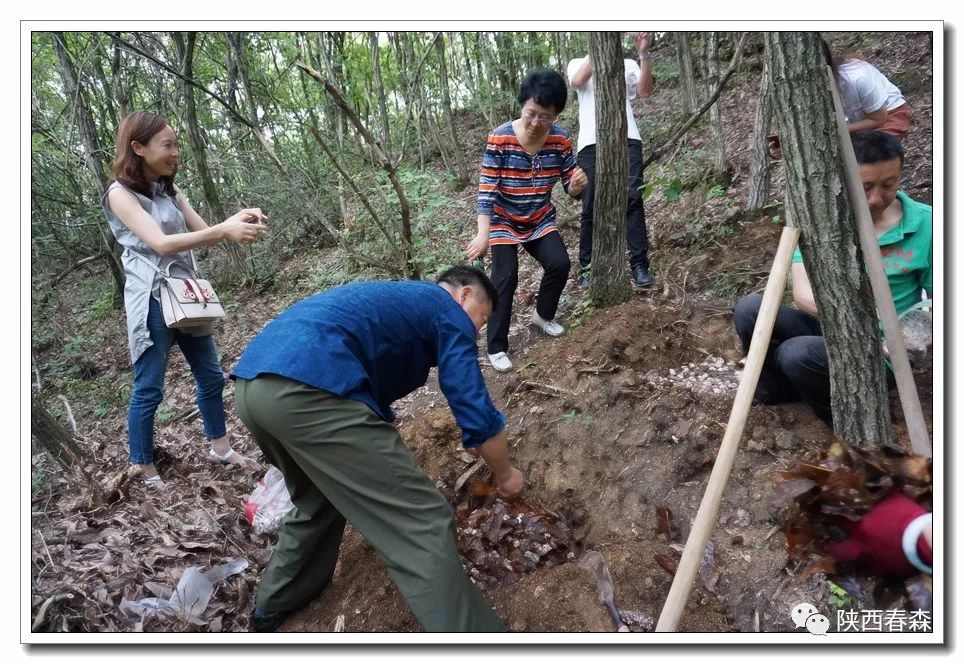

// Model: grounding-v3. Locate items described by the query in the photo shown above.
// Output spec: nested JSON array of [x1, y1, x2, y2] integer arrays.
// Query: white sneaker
[[487, 352, 513, 372], [530, 312, 565, 337]]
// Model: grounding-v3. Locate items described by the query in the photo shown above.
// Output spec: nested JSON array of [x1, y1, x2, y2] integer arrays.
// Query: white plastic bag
[[120, 557, 249, 625], [243, 466, 295, 535]]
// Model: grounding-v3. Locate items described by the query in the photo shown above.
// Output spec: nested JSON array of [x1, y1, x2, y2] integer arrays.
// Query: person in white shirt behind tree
[[567, 32, 655, 289]]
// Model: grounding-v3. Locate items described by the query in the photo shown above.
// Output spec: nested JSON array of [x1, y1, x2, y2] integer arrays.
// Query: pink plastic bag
[[243, 466, 295, 535]]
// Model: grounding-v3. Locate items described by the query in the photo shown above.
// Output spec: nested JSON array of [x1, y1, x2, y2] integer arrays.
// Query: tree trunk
[[588, 32, 632, 307], [435, 34, 468, 187], [764, 31, 891, 447], [172, 33, 226, 225], [89, 35, 119, 139], [399, 33, 426, 168], [317, 32, 351, 225], [553, 32, 566, 70], [369, 32, 392, 154], [526, 31, 542, 69], [51, 31, 126, 306], [227, 32, 261, 130], [706, 32, 727, 173], [475, 32, 497, 127], [458, 32, 476, 93], [675, 32, 699, 114], [494, 32, 518, 116], [110, 35, 131, 123], [747, 57, 774, 211], [31, 397, 101, 501]]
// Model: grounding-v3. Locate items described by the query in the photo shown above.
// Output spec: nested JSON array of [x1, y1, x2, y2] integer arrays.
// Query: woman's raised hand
[[221, 208, 270, 244], [230, 207, 269, 225]]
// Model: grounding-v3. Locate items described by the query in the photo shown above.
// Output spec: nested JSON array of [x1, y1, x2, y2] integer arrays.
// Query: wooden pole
[[655, 225, 800, 632], [825, 68, 932, 457]]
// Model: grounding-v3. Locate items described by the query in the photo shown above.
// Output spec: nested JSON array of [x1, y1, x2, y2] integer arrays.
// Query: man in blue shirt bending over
[[231, 266, 521, 632]]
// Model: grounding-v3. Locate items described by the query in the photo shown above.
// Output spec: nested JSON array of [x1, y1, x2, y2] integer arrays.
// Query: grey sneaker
[[487, 352, 513, 372], [530, 312, 565, 337]]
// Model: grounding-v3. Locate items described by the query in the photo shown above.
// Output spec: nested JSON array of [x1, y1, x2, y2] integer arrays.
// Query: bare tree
[[765, 31, 891, 447], [369, 32, 392, 154], [435, 34, 468, 186], [705, 32, 727, 173], [747, 57, 775, 211], [51, 32, 126, 304], [675, 32, 699, 114], [588, 32, 632, 306]]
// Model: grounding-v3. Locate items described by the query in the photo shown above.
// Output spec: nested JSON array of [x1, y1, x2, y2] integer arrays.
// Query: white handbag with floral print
[[132, 253, 225, 328]]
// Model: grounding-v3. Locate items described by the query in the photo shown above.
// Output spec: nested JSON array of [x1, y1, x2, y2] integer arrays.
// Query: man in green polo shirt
[[733, 130, 932, 423]]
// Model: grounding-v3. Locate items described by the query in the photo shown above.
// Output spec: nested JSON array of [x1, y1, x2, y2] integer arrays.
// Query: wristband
[[638, 52, 651, 61], [902, 513, 933, 574]]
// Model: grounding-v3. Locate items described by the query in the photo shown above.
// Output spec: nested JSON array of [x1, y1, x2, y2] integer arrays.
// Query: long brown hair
[[110, 111, 177, 198]]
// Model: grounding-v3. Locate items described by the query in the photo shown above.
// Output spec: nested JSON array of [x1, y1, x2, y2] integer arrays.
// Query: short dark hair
[[436, 265, 499, 310], [851, 130, 905, 166], [517, 68, 568, 115]]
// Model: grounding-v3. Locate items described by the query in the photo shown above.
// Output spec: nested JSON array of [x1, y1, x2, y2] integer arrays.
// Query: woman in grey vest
[[104, 111, 269, 485]]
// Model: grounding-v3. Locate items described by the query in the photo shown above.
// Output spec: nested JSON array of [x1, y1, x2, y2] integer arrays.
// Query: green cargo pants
[[234, 374, 504, 632]]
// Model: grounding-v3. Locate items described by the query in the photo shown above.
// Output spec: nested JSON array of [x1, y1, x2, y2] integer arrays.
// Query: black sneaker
[[632, 265, 655, 288], [249, 606, 291, 632]]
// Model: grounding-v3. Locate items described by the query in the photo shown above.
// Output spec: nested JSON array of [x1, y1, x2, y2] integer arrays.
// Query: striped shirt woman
[[465, 69, 587, 372], [477, 121, 580, 244]]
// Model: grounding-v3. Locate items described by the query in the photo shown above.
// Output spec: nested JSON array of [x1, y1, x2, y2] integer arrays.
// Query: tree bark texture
[[588, 32, 632, 307], [676, 32, 699, 114], [764, 31, 891, 447], [31, 398, 101, 500], [369, 32, 392, 154], [747, 57, 774, 210], [706, 32, 727, 173]]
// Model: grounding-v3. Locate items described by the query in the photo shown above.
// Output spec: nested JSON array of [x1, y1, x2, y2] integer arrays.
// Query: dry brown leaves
[[454, 488, 583, 592], [31, 406, 268, 633]]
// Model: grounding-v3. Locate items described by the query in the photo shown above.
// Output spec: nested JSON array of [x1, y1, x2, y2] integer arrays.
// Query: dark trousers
[[487, 231, 570, 355], [577, 139, 650, 272], [733, 294, 895, 424]]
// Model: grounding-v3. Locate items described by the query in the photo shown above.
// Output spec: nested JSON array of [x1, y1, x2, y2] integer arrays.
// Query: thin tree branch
[[307, 126, 406, 266], [48, 252, 107, 287], [644, 33, 748, 169], [393, 32, 442, 168], [308, 210, 402, 276], [107, 32, 287, 174], [296, 60, 419, 279]]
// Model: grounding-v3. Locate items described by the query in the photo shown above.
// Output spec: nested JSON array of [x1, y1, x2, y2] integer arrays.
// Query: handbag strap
[[128, 250, 200, 280]]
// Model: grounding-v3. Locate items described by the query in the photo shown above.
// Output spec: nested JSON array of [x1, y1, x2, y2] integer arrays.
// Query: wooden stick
[[825, 69, 932, 457], [655, 225, 800, 632]]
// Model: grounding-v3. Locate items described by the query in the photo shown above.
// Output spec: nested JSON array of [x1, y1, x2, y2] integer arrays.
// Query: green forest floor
[[29, 31, 935, 634]]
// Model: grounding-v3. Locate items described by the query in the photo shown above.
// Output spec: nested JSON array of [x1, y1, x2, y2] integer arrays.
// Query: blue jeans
[[128, 298, 227, 464]]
